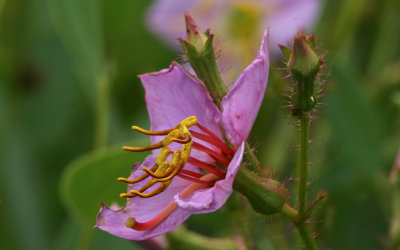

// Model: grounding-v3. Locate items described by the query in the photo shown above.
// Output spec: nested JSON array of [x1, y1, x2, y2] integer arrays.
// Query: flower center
[[117, 116, 235, 231], [228, 2, 261, 41]]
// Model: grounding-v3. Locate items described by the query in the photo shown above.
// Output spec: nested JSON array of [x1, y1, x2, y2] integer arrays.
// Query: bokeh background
[[1, 0, 400, 249]]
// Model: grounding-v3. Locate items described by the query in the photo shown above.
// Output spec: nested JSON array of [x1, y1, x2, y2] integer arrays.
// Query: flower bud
[[287, 34, 321, 78], [279, 33, 324, 114], [178, 13, 227, 106], [233, 167, 287, 215], [183, 13, 209, 54]]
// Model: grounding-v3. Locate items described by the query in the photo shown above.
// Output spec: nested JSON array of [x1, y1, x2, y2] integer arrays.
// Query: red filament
[[190, 130, 234, 156], [192, 142, 231, 166], [187, 157, 226, 178], [177, 173, 215, 186]]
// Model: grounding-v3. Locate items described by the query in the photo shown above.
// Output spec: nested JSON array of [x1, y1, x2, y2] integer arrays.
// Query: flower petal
[[96, 203, 191, 240], [267, 0, 320, 50], [96, 155, 194, 240], [139, 62, 223, 162], [221, 29, 269, 146], [173, 142, 245, 213]]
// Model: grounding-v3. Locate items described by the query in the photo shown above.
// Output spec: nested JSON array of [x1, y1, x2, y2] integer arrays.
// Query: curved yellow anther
[[181, 141, 193, 164], [120, 192, 136, 198], [123, 141, 163, 152], [118, 149, 170, 183], [129, 182, 170, 198], [131, 126, 174, 135], [180, 116, 197, 128], [130, 116, 197, 136], [117, 167, 155, 184], [156, 147, 171, 165], [170, 150, 182, 168], [143, 150, 182, 178], [120, 116, 198, 199], [171, 126, 191, 144], [161, 129, 181, 146], [142, 161, 171, 178]]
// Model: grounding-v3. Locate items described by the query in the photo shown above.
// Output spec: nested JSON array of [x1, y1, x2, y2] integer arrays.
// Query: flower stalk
[[299, 112, 310, 217], [279, 33, 326, 249]]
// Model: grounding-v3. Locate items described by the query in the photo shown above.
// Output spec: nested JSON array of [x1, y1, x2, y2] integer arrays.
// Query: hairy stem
[[245, 142, 264, 176], [299, 112, 310, 217], [281, 203, 317, 250]]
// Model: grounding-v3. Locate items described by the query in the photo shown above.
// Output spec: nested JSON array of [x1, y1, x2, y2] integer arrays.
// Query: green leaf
[[47, 0, 105, 100], [60, 143, 149, 225]]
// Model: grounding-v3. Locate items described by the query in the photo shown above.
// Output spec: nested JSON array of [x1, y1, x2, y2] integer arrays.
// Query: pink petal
[[173, 142, 245, 213], [221, 29, 270, 146], [139, 62, 222, 143], [96, 155, 194, 240], [96, 203, 191, 240], [139, 63, 223, 163], [267, 0, 320, 50]]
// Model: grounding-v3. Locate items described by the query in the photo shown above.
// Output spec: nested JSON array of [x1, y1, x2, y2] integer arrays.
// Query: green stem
[[291, 112, 319, 249], [281, 203, 317, 250], [244, 142, 264, 175], [294, 221, 318, 250], [298, 113, 310, 217]]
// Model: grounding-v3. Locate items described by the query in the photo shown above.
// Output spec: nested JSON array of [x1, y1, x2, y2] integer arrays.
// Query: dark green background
[[1, 0, 399, 249]]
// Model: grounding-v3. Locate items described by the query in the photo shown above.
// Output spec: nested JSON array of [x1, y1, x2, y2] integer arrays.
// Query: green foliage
[[60, 144, 149, 225], [1, 0, 400, 249], [48, 0, 105, 98]]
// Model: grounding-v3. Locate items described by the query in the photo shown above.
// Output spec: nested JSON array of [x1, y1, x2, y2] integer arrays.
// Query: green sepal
[[278, 44, 291, 61], [287, 34, 321, 79], [233, 167, 287, 215]]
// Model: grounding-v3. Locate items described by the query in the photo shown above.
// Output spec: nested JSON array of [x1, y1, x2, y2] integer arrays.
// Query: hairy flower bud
[[178, 13, 227, 106], [233, 167, 287, 215], [279, 33, 325, 115], [287, 34, 321, 78]]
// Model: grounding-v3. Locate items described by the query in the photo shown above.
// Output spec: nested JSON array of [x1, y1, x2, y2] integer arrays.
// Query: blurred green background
[[0, 0, 399, 249]]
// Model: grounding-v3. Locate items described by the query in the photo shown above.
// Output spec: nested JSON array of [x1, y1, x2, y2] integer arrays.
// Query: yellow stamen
[[129, 183, 170, 198], [118, 147, 171, 184], [123, 142, 163, 152], [180, 116, 197, 128], [121, 156, 176, 198], [143, 151, 181, 178], [131, 126, 174, 135], [130, 116, 197, 136], [123, 125, 192, 152], [120, 116, 200, 199]]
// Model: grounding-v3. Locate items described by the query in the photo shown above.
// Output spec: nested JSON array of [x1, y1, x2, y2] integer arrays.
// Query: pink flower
[[96, 29, 269, 240], [146, 0, 319, 55]]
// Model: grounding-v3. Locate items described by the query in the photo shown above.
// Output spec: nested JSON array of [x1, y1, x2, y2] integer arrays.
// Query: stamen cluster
[[118, 116, 235, 200]]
